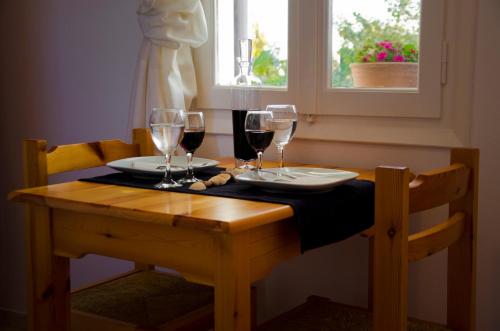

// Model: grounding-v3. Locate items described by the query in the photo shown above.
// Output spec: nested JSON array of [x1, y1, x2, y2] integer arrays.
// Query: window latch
[[441, 41, 448, 85]]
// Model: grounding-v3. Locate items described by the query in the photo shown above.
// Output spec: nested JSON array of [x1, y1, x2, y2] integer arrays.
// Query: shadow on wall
[[0, 0, 142, 312]]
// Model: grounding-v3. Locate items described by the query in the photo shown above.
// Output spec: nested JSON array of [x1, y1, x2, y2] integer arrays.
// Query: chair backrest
[[373, 148, 479, 331], [23, 128, 153, 187], [23, 128, 155, 271]]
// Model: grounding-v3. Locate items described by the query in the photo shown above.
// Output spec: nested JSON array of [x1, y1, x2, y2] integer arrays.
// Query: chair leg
[[373, 166, 410, 331], [368, 237, 374, 312], [447, 148, 479, 331]]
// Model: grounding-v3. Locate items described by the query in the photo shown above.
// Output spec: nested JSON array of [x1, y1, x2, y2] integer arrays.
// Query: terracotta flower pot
[[350, 62, 418, 88]]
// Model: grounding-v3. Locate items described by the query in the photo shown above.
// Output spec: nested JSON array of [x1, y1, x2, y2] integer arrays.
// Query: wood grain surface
[[14, 149, 376, 331], [10, 158, 374, 234]]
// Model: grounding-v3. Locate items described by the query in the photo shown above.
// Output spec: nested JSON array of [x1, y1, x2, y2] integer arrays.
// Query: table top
[[8, 157, 374, 233]]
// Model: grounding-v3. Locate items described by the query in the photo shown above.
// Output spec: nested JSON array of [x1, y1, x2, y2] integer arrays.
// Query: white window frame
[[194, 0, 478, 147], [195, 0, 294, 111], [318, 0, 444, 119]]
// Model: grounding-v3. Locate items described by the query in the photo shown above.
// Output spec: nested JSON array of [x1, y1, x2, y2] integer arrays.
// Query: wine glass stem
[[257, 151, 263, 171], [163, 153, 173, 182], [278, 146, 285, 168], [186, 152, 194, 180]]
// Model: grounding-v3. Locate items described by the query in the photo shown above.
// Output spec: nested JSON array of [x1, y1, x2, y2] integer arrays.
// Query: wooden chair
[[23, 128, 214, 331], [257, 148, 479, 331]]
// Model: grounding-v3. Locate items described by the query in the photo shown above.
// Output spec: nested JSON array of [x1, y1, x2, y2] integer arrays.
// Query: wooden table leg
[[214, 232, 251, 331], [25, 205, 70, 331]]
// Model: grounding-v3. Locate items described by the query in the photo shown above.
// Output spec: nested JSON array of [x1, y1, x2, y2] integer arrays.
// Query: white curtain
[[128, 0, 208, 128]]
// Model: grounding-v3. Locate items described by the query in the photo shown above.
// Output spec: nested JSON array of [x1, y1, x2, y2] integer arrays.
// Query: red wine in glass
[[244, 110, 274, 171], [180, 129, 205, 153], [245, 130, 274, 152], [178, 112, 205, 184]]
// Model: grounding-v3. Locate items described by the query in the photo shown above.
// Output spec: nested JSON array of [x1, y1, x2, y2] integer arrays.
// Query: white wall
[[0, 0, 498, 329], [470, 0, 500, 329], [0, 0, 142, 312]]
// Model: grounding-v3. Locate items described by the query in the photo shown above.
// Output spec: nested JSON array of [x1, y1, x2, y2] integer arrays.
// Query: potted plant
[[350, 40, 419, 88]]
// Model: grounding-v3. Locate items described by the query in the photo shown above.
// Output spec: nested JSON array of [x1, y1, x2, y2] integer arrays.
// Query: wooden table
[[9, 158, 374, 331]]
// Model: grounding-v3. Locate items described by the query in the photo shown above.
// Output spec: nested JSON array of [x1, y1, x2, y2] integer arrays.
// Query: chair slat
[[408, 212, 465, 262], [46, 140, 140, 175], [361, 226, 375, 238], [409, 164, 470, 214], [132, 128, 155, 156]]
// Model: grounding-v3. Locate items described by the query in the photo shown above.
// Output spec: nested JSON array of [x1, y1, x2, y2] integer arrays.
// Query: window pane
[[331, 0, 421, 89], [216, 0, 288, 87]]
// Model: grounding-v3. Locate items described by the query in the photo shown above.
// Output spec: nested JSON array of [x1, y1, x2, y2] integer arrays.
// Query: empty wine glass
[[149, 108, 185, 189], [244, 110, 274, 171], [266, 105, 297, 168], [179, 112, 205, 184]]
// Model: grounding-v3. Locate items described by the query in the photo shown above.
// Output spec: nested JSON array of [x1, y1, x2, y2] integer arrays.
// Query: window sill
[[201, 108, 464, 148]]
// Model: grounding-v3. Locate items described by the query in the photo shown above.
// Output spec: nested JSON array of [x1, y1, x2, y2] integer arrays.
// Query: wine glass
[[179, 112, 205, 184], [266, 105, 298, 168], [244, 110, 274, 171], [149, 108, 185, 189]]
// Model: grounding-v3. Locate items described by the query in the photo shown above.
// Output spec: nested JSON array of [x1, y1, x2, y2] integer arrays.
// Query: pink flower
[[393, 54, 405, 62], [378, 41, 393, 50], [376, 52, 387, 62]]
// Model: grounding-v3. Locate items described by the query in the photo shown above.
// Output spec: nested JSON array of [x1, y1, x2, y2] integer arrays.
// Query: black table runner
[[80, 167, 374, 252]]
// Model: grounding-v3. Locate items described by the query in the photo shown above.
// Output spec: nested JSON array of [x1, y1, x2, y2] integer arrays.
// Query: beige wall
[[0, 0, 142, 313], [0, 0, 498, 329], [470, 0, 500, 328]]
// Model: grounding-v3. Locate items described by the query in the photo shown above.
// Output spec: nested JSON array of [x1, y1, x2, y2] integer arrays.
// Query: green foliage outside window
[[251, 25, 288, 87], [244, 0, 419, 88]]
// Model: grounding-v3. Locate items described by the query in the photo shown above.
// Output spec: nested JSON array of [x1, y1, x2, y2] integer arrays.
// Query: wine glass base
[[154, 180, 182, 189], [235, 159, 257, 170], [178, 177, 202, 184]]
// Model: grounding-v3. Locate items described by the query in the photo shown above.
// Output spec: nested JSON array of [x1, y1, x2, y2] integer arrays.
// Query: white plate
[[235, 167, 358, 192], [107, 156, 219, 177]]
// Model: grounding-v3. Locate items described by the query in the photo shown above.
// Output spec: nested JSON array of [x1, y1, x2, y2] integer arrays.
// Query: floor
[[0, 309, 26, 331], [0, 327, 25, 331]]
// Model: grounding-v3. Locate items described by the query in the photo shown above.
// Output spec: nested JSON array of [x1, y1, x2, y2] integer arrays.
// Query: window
[[216, 0, 288, 87], [330, 0, 421, 89], [195, 0, 478, 147], [318, 0, 444, 118]]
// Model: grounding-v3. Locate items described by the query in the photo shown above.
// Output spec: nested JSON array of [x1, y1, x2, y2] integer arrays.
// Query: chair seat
[[71, 270, 213, 330], [257, 296, 451, 331]]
